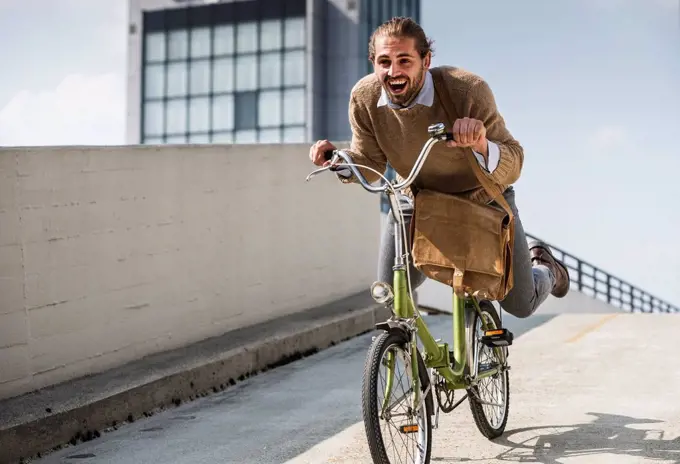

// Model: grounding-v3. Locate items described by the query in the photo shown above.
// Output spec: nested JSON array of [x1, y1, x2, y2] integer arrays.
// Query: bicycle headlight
[[370, 281, 394, 305]]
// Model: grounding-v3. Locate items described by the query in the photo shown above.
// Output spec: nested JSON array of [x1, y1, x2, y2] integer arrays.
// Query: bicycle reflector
[[399, 424, 419, 434], [370, 281, 394, 305], [481, 328, 514, 347]]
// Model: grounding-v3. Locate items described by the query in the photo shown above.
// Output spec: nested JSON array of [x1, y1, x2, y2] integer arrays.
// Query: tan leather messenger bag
[[410, 68, 515, 301]]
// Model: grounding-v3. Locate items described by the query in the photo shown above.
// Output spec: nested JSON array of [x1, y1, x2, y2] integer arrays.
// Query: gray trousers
[[378, 186, 555, 319]]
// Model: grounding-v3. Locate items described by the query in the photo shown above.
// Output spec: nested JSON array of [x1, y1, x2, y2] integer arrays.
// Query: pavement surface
[[27, 309, 680, 464], [32, 311, 553, 464], [287, 313, 680, 464]]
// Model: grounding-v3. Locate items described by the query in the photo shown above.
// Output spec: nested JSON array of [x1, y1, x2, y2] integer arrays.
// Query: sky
[[0, 0, 679, 306]]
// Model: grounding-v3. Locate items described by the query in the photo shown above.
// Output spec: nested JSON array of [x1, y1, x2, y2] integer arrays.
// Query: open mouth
[[387, 78, 408, 95]]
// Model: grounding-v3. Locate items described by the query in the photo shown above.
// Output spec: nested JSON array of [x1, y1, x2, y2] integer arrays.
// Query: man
[[308, 17, 569, 318]]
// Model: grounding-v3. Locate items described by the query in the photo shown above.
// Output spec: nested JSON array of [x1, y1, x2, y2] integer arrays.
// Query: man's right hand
[[309, 139, 336, 166]]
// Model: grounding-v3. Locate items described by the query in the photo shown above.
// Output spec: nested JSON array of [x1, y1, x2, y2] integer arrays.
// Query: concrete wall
[[0, 143, 380, 401]]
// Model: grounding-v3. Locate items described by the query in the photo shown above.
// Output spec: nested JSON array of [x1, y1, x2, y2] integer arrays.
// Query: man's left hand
[[446, 117, 488, 157]]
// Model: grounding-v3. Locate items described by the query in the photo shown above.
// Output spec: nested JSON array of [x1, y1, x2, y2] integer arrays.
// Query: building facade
[[126, 0, 420, 146]]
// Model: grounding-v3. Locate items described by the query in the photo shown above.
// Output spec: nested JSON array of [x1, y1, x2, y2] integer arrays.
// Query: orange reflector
[[485, 329, 504, 336], [400, 424, 419, 433]]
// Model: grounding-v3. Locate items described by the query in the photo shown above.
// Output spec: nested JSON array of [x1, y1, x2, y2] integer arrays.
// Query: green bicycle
[[306, 123, 514, 464]]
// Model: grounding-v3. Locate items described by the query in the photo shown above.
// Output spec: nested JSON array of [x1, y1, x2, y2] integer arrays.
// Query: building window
[[140, 1, 307, 145]]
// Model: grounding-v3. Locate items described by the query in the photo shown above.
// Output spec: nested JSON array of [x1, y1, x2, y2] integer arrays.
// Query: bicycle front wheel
[[362, 331, 433, 464]]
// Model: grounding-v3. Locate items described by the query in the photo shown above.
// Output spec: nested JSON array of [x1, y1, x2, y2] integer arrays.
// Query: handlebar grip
[[323, 150, 334, 161], [445, 132, 454, 141]]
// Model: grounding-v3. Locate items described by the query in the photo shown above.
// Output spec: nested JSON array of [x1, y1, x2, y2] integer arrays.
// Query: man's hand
[[446, 117, 488, 157], [309, 139, 337, 166]]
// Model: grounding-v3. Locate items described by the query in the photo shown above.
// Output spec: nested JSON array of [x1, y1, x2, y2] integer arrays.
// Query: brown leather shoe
[[528, 240, 570, 298]]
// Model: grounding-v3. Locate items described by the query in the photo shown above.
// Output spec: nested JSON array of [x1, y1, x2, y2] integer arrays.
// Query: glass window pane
[[212, 95, 234, 131], [214, 24, 234, 55], [235, 91, 258, 131], [189, 97, 210, 133], [260, 19, 282, 51], [283, 88, 305, 125], [143, 136, 163, 145], [284, 18, 305, 48], [213, 57, 234, 93], [166, 135, 187, 144], [259, 128, 281, 143], [189, 133, 210, 144], [283, 50, 305, 86], [190, 27, 211, 58], [283, 126, 306, 143], [144, 64, 165, 99], [189, 59, 210, 95], [212, 132, 233, 144], [167, 62, 188, 97], [168, 30, 188, 60], [235, 130, 257, 143], [143, 101, 164, 136], [237, 22, 258, 54], [235, 55, 257, 91], [145, 32, 165, 62], [258, 90, 281, 128], [166, 99, 187, 134], [259, 52, 281, 88]]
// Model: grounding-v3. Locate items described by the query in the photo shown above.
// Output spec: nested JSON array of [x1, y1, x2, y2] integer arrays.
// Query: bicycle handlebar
[[306, 122, 453, 194]]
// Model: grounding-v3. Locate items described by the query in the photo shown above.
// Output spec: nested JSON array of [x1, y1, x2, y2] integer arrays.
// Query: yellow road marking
[[566, 314, 619, 343]]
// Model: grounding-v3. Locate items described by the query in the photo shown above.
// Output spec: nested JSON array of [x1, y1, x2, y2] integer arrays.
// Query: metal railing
[[526, 233, 679, 314]]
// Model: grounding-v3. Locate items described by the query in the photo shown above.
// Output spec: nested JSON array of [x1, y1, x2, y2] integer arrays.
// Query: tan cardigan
[[340, 66, 524, 205]]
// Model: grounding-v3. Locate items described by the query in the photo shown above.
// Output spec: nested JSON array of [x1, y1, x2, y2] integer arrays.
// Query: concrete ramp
[[416, 278, 622, 315], [26, 309, 679, 464], [285, 312, 680, 464]]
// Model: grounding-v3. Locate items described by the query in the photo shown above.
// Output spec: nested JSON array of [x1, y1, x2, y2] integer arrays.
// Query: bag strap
[[430, 68, 514, 220]]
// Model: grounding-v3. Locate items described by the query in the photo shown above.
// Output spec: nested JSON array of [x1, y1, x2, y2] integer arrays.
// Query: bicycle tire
[[362, 330, 433, 464], [467, 301, 510, 439]]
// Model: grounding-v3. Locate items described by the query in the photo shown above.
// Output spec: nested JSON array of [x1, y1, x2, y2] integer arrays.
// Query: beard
[[383, 66, 426, 107]]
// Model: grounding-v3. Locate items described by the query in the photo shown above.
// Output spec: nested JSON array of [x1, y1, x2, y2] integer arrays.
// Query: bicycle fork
[[378, 314, 422, 420], [378, 200, 425, 421]]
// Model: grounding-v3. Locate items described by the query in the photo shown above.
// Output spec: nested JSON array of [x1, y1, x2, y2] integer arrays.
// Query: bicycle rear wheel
[[467, 301, 510, 439], [362, 331, 433, 464]]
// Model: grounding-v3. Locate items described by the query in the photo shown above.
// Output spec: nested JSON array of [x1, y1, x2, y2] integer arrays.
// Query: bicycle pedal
[[399, 424, 419, 434], [481, 328, 513, 347]]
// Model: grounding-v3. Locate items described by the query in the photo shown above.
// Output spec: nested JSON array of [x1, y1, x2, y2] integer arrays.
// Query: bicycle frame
[[306, 122, 501, 415], [386, 191, 500, 414]]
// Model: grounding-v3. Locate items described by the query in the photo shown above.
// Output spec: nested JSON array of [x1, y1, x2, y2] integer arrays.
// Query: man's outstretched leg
[[496, 187, 571, 319], [378, 187, 570, 318]]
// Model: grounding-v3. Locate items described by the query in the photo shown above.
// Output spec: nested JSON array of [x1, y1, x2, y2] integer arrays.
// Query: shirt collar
[[377, 70, 434, 109]]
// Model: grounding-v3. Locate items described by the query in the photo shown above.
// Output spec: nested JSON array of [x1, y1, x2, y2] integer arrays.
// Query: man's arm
[[336, 92, 388, 185], [465, 79, 524, 185]]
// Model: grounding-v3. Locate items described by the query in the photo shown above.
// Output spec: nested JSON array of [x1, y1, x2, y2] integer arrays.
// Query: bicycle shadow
[[433, 412, 680, 463]]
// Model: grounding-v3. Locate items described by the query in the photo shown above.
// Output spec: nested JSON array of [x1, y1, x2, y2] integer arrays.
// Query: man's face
[[372, 35, 430, 106]]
